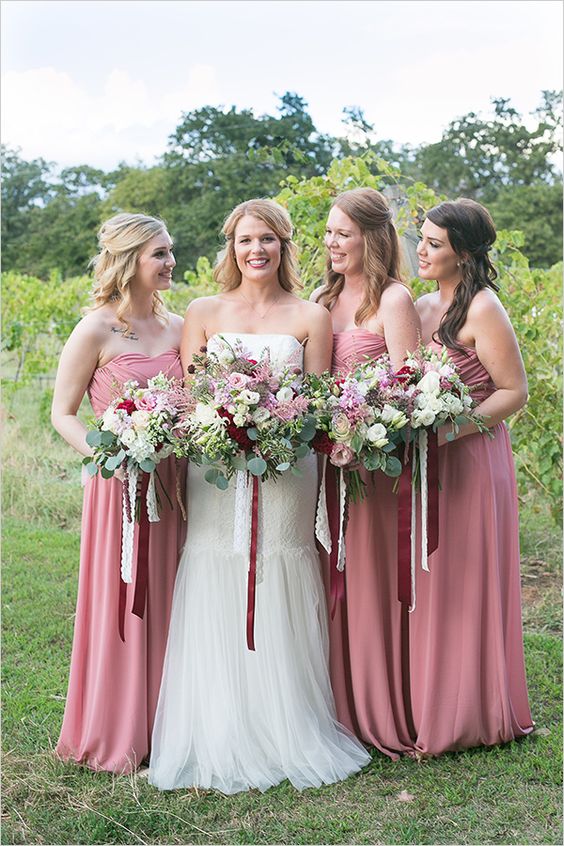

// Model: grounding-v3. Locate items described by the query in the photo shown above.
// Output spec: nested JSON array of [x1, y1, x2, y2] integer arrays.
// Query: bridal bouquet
[[175, 336, 317, 488], [83, 372, 185, 585], [304, 368, 404, 504]]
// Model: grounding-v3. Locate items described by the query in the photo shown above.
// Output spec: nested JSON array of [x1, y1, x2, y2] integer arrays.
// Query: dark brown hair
[[427, 198, 499, 353]]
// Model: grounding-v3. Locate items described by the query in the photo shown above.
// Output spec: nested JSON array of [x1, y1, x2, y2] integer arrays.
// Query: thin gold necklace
[[238, 289, 282, 320]]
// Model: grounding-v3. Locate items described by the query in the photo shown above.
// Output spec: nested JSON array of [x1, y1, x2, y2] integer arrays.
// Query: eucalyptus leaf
[[230, 455, 248, 471], [215, 475, 229, 491], [140, 459, 156, 473], [276, 462, 291, 472], [298, 425, 316, 442], [246, 427, 258, 441], [105, 455, 122, 471], [247, 456, 267, 476], [295, 443, 310, 459], [85, 430, 102, 447], [290, 466, 303, 477], [445, 431, 456, 442], [385, 456, 403, 477], [100, 466, 114, 479], [85, 462, 99, 477], [100, 430, 116, 446], [205, 467, 219, 484]]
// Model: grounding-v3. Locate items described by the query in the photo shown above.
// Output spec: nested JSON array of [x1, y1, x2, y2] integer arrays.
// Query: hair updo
[[318, 187, 405, 326], [427, 198, 499, 353], [89, 212, 169, 331]]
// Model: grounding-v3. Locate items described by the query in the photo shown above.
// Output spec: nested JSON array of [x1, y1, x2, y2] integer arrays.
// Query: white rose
[[253, 407, 271, 424], [218, 349, 235, 366], [276, 387, 293, 402], [366, 423, 389, 448], [121, 428, 137, 446], [332, 413, 352, 443], [131, 410, 150, 430], [233, 414, 247, 427], [442, 394, 463, 415], [412, 408, 436, 427], [239, 389, 261, 406], [439, 364, 454, 377], [194, 402, 222, 428], [102, 408, 120, 434], [417, 370, 441, 395]]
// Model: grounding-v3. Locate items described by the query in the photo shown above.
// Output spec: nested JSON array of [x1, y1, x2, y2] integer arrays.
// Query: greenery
[[1, 388, 562, 845], [2, 90, 562, 276]]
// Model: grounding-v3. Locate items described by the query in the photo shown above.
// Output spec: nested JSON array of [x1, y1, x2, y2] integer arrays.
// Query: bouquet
[[363, 344, 490, 609], [304, 368, 405, 503], [83, 372, 185, 588], [175, 336, 317, 486]]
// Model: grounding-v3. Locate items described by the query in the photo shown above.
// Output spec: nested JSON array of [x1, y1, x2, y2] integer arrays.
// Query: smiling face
[[133, 230, 176, 293], [233, 214, 282, 284], [324, 205, 365, 278], [416, 218, 461, 283]]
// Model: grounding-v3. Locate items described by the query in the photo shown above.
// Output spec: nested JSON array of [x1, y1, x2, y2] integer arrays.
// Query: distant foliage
[[2, 159, 561, 519]]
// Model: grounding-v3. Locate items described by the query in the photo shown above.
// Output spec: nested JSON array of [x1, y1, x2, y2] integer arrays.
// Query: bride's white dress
[[149, 333, 370, 793]]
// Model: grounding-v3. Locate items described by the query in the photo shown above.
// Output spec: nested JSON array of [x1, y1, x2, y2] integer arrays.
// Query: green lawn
[[2, 516, 562, 846], [2, 388, 562, 844]]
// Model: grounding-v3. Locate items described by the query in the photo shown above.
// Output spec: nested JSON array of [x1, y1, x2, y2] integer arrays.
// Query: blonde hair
[[213, 198, 301, 292], [318, 188, 405, 326], [89, 212, 169, 331]]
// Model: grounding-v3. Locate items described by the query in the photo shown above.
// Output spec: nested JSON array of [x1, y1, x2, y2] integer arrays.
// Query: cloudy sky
[[2, 0, 562, 170]]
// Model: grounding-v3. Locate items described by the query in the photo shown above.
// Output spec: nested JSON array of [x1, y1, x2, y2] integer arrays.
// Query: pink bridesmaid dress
[[55, 350, 187, 773], [322, 329, 415, 760], [408, 342, 533, 755]]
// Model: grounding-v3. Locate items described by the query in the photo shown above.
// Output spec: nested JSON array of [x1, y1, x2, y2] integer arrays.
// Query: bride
[[149, 199, 370, 793]]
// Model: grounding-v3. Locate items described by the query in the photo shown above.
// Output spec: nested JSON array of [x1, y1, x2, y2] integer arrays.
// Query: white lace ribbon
[[146, 470, 160, 523], [409, 445, 417, 612], [121, 462, 138, 584], [233, 470, 250, 554], [314, 455, 332, 554], [419, 429, 430, 572], [336, 469, 347, 572]]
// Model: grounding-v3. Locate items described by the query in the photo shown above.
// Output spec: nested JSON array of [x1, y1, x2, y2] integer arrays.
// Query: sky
[[1, 0, 562, 171]]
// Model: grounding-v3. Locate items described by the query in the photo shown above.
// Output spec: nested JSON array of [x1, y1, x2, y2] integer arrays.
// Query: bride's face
[[233, 215, 282, 284]]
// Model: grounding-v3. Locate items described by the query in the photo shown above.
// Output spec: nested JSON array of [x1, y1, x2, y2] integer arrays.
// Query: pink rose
[[330, 443, 355, 467], [135, 394, 157, 411], [228, 372, 251, 390]]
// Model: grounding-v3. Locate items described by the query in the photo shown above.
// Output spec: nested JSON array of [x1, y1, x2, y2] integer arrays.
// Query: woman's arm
[[381, 284, 421, 371], [439, 292, 528, 445], [51, 318, 104, 456], [180, 299, 210, 377], [303, 302, 333, 375]]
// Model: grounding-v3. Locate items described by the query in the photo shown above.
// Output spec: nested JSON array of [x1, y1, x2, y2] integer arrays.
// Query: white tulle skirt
[[149, 458, 370, 794]]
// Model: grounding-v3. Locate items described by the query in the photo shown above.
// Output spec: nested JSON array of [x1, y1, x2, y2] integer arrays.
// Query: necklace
[[237, 289, 282, 320]]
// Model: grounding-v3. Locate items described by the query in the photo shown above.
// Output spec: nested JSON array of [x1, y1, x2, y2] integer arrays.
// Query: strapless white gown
[[149, 334, 370, 793]]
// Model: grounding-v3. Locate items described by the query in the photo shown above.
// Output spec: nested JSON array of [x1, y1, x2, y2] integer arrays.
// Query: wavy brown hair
[[88, 212, 169, 332], [317, 187, 404, 326], [213, 198, 301, 292], [427, 198, 499, 354]]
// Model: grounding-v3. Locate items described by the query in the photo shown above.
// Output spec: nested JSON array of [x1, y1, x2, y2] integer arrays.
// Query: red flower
[[394, 365, 417, 384], [218, 408, 253, 449], [312, 432, 333, 455], [247, 358, 258, 365], [116, 399, 137, 414]]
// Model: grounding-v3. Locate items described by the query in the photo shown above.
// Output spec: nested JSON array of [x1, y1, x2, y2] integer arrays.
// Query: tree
[[1, 146, 54, 270]]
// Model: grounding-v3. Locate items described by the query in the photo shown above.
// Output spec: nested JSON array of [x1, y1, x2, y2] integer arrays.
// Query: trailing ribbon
[[233, 470, 250, 554], [397, 444, 413, 606], [246, 474, 260, 651], [427, 430, 439, 555], [314, 456, 332, 555], [328, 468, 347, 619]]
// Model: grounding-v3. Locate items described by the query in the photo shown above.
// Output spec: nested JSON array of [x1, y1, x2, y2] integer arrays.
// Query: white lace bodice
[[207, 332, 305, 373]]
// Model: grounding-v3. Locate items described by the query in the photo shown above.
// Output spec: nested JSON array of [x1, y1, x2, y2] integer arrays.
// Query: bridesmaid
[[411, 197, 533, 755], [51, 213, 186, 773], [312, 187, 421, 759]]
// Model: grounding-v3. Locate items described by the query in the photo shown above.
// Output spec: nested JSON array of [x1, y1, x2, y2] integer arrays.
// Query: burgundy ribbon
[[246, 474, 260, 651], [427, 430, 439, 555], [397, 444, 413, 605], [118, 473, 151, 642], [329, 469, 345, 619]]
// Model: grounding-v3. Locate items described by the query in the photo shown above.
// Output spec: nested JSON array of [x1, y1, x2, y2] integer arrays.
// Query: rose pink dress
[[55, 350, 186, 773], [408, 342, 533, 755], [322, 330, 415, 760]]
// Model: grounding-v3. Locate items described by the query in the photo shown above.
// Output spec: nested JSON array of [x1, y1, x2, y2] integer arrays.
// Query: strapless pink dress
[[55, 350, 187, 773], [321, 330, 414, 760], [408, 343, 533, 755]]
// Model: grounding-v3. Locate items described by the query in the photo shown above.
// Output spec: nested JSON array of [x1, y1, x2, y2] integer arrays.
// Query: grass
[[2, 387, 563, 845]]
